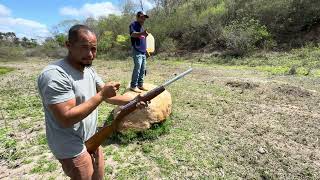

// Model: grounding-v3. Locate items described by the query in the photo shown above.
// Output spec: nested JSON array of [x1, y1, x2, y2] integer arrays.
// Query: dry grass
[[0, 56, 319, 179]]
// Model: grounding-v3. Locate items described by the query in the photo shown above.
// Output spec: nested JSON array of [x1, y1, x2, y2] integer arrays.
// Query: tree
[[98, 31, 114, 52], [51, 19, 80, 35], [21, 37, 29, 47], [30, 39, 38, 47], [13, 37, 20, 45], [122, 0, 138, 15], [54, 34, 67, 47]]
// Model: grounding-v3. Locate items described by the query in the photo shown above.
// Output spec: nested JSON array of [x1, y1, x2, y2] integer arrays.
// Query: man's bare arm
[[97, 83, 132, 105], [48, 93, 104, 128], [106, 94, 134, 105], [131, 30, 148, 38], [49, 82, 119, 128]]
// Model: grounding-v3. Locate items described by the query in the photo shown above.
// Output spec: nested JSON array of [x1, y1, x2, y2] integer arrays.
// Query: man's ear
[[65, 41, 71, 49]]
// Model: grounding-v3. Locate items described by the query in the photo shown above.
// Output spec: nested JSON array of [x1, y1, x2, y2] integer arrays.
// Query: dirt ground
[[0, 57, 319, 179]]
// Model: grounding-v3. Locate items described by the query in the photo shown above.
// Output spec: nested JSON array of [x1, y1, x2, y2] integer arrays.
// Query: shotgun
[[85, 68, 193, 153]]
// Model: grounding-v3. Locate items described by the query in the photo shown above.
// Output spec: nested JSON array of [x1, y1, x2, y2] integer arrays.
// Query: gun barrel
[[162, 68, 193, 87]]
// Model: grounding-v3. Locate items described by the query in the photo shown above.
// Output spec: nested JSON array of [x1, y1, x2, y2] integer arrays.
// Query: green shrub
[[222, 18, 272, 56], [0, 45, 24, 61], [159, 38, 177, 52], [54, 33, 67, 47], [25, 46, 67, 58], [45, 47, 67, 58], [225, 0, 320, 46], [116, 34, 130, 48], [98, 31, 114, 52]]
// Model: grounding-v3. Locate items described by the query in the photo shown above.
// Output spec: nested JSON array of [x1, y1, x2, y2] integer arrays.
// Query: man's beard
[[80, 62, 92, 68]]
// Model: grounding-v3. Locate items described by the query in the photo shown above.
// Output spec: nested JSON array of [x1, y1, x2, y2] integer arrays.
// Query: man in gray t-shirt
[[38, 24, 145, 179]]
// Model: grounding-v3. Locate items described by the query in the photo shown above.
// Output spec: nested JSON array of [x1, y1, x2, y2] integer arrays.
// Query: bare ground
[[0, 57, 319, 179]]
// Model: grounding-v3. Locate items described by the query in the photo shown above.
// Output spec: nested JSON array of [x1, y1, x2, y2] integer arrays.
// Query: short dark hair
[[68, 24, 94, 43]]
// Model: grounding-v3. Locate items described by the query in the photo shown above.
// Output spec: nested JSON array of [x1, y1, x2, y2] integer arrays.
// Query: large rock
[[113, 83, 172, 132]]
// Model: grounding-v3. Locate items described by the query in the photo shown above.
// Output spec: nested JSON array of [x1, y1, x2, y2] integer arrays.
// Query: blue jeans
[[130, 49, 146, 88]]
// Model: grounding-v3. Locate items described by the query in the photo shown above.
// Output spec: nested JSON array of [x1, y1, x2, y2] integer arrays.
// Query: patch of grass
[[0, 66, 14, 75], [30, 159, 58, 174], [296, 67, 311, 76], [214, 158, 224, 169], [18, 122, 32, 130], [165, 46, 320, 77], [102, 110, 173, 145], [157, 128, 193, 153], [255, 66, 290, 75], [112, 151, 124, 163], [2, 94, 43, 120], [105, 164, 113, 175], [227, 46, 320, 68], [22, 158, 33, 164], [251, 65, 314, 76], [115, 166, 150, 180], [0, 128, 16, 149], [104, 146, 114, 156], [300, 167, 314, 178], [141, 144, 153, 154], [115, 130, 138, 144], [141, 119, 172, 139], [152, 156, 174, 175], [258, 168, 273, 180], [97, 105, 114, 126], [111, 117, 172, 144], [313, 69, 320, 77], [35, 133, 47, 145], [48, 176, 56, 180], [0, 128, 23, 162]]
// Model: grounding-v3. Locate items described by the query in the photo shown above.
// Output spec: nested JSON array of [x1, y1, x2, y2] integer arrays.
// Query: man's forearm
[[58, 93, 104, 128], [131, 32, 144, 38], [105, 94, 133, 105], [97, 84, 133, 106]]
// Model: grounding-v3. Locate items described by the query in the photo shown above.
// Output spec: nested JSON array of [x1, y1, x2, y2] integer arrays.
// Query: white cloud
[[0, 4, 50, 40], [0, 17, 50, 39], [0, 4, 11, 17], [60, 2, 121, 19], [60, 7, 80, 17]]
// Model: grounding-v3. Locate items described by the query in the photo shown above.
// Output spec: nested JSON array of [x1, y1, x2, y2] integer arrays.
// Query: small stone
[[13, 163, 20, 168], [258, 147, 267, 154]]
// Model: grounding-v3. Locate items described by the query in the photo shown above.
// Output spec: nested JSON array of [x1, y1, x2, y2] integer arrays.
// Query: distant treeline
[[1, 0, 320, 59], [0, 32, 38, 48], [82, 0, 320, 57]]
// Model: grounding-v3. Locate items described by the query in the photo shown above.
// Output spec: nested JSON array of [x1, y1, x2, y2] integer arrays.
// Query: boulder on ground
[[113, 83, 172, 132]]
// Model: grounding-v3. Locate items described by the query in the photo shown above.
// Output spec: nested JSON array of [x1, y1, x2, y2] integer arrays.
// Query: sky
[[0, 0, 154, 40]]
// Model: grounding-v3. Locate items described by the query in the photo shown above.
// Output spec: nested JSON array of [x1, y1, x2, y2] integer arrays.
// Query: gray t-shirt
[[37, 59, 104, 159]]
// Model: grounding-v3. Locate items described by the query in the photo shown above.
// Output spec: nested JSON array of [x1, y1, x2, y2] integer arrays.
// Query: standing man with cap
[[129, 11, 149, 93]]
